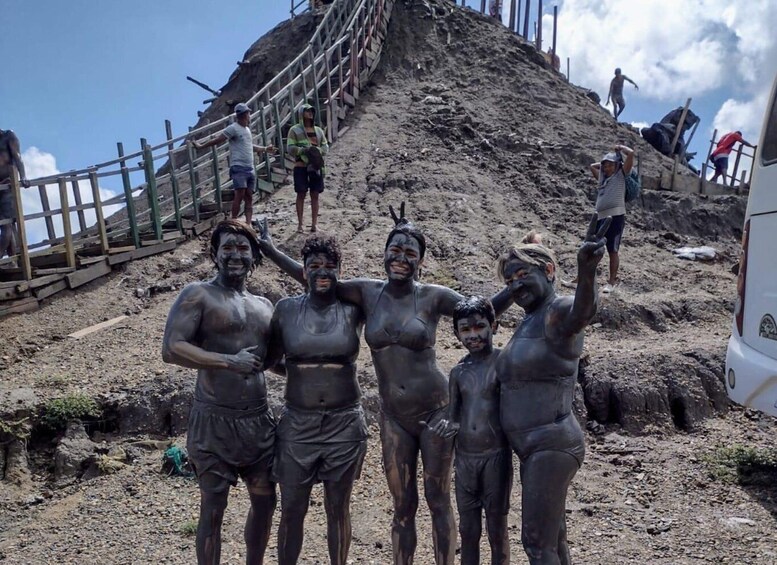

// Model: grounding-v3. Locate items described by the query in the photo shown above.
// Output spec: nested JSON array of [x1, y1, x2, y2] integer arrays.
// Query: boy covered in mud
[[426, 296, 512, 565]]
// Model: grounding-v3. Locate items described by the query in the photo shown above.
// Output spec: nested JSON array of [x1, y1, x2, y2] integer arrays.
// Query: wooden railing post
[[57, 177, 76, 269], [88, 170, 110, 255], [509, 0, 516, 31], [516, 0, 522, 32], [117, 143, 140, 248], [258, 104, 273, 178], [38, 184, 56, 242], [165, 121, 183, 233], [669, 98, 691, 157], [706, 128, 718, 164], [210, 146, 223, 213], [70, 171, 87, 234], [141, 139, 163, 239], [536, 0, 543, 50], [186, 141, 201, 223], [309, 49, 323, 127], [523, 0, 530, 37], [272, 99, 284, 155], [730, 144, 743, 189], [480, 0, 486, 14], [8, 167, 32, 280]]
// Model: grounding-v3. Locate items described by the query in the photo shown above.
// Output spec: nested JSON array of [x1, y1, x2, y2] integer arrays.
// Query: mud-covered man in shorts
[[429, 296, 512, 565], [162, 219, 276, 565], [0, 128, 31, 258], [266, 233, 367, 565]]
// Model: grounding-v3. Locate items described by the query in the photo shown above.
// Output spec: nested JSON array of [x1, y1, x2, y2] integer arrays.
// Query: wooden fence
[[0, 0, 395, 316]]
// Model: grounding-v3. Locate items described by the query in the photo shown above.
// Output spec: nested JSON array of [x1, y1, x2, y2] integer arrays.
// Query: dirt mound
[[1, 2, 772, 564]]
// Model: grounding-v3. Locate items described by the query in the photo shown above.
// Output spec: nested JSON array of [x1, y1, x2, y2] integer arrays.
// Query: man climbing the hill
[[0, 128, 31, 259], [606, 68, 639, 120], [192, 103, 275, 225], [162, 220, 277, 565], [589, 144, 635, 293], [709, 130, 754, 183], [287, 103, 329, 233]]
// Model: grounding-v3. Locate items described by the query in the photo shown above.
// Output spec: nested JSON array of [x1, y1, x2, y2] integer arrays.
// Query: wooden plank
[[256, 179, 275, 194], [58, 178, 77, 269], [0, 286, 30, 301], [28, 273, 67, 290], [78, 255, 107, 266], [33, 267, 76, 276], [34, 279, 68, 301], [338, 126, 351, 138], [68, 315, 129, 339], [117, 142, 140, 248], [9, 172, 32, 280], [342, 91, 356, 107], [0, 296, 39, 317], [65, 260, 112, 289], [88, 171, 111, 255], [107, 240, 178, 266], [38, 185, 56, 240], [162, 231, 182, 242], [71, 176, 88, 232]]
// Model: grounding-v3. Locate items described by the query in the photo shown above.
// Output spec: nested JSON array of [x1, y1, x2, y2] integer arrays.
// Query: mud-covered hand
[[578, 213, 610, 273], [255, 217, 275, 253], [226, 345, 263, 374], [420, 418, 459, 439]]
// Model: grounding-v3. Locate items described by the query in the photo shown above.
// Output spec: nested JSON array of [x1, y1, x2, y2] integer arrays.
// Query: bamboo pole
[[210, 146, 223, 213], [186, 141, 201, 223], [523, 0, 530, 37], [38, 184, 56, 241], [8, 167, 32, 280], [58, 178, 76, 269], [88, 170, 110, 255], [141, 140, 163, 239], [117, 143, 140, 248]]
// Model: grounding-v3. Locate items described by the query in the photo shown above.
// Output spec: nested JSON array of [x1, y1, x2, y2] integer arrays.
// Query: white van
[[725, 73, 777, 417]]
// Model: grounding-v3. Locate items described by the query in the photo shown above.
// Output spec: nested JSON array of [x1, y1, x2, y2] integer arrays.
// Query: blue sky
[[4, 0, 776, 192]]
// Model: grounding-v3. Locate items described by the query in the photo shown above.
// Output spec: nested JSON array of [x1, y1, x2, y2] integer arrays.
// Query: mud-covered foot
[[296, 224, 304, 234], [310, 225, 317, 233]]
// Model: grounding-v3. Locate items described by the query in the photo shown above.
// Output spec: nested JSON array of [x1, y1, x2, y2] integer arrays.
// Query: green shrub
[[41, 394, 101, 431], [180, 519, 198, 536], [703, 445, 777, 486]]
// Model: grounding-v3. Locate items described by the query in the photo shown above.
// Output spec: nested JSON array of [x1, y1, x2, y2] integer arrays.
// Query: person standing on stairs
[[192, 103, 275, 225], [287, 104, 329, 233], [0, 128, 31, 258]]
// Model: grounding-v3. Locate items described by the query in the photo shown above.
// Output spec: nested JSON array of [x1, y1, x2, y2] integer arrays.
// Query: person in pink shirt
[[710, 131, 754, 183]]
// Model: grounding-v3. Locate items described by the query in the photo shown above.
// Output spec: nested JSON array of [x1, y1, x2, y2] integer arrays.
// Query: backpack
[[624, 155, 641, 202]]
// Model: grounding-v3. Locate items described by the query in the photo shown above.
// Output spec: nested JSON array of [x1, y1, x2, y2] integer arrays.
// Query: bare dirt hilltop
[[1, 2, 775, 564]]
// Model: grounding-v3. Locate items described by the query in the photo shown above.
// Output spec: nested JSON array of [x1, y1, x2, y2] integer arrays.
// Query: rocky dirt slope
[[1, 1, 773, 563]]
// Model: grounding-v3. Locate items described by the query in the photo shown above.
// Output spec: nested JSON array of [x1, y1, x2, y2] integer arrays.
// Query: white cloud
[[19, 147, 123, 248], [547, 0, 777, 141], [630, 121, 649, 130]]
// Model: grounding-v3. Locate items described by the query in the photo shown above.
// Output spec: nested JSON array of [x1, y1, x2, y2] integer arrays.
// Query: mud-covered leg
[[277, 483, 313, 565], [557, 515, 571, 565], [458, 509, 482, 565], [196, 482, 230, 565], [244, 476, 276, 565], [520, 451, 578, 565], [420, 426, 456, 565], [323, 478, 356, 564], [380, 414, 420, 565], [485, 511, 510, 565]]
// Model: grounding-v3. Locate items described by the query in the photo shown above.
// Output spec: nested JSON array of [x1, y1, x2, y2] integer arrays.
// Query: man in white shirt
[[193, 103, 274, 224]]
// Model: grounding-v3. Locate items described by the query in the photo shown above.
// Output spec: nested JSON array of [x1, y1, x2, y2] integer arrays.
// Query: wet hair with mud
[[210, 219, 263, 267], [452, 295, 496, 333], [301, 234, 342, 267], [385, 221, 427, 259], [497, 234, 557, 284]]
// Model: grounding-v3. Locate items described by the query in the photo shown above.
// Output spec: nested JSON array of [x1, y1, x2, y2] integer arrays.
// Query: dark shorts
[[712, 155, 728, 175], [273, 403, 368, 487], [503, 412, 585, 468], [293, 167, 324, 194], [455, 447, 513, 514], [186, 400, 276, 493], [0, 188, 15, 221], [229, 165, 255, 192], [597, 214, 625, 253]]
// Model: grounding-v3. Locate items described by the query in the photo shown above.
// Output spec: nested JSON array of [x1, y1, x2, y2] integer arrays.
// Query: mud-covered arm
[[435, 285, 465, 317], [161, 284, 261, 373], [625, 75, 639, 89], [425, 367, 461, 439], [6, 133, 28, 186], [256, 219, 305, 285], [264, 307, 286, 376], [490, 287, 513, 317], [558, 214, 609, 335]]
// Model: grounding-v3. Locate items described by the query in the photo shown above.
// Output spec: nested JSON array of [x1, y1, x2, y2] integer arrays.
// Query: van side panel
[[742, 212, 777, 359]]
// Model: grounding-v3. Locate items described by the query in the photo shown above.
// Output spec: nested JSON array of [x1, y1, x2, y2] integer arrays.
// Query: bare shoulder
[[549, 294, 575, 319], [177, 281, 210, 301], [421, 282, 462, 300], [247, 291, 274, 312]]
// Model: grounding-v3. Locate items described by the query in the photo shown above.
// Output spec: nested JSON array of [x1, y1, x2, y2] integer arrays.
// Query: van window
[[763, 90, 777, 165]]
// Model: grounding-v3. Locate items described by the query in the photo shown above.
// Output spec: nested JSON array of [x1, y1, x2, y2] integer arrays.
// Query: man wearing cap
[[0, 128, 31, 259], [709, 130, 754, 183], [606, 68, 639, 120], [287, 104, 329, 233], [192, 103, 275, 225], [589, 144, 635, 293]]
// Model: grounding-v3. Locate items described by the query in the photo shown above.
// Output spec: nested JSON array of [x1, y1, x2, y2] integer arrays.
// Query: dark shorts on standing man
[[186, 400, 276, 493], [597, 214, 626, 253], [229, 165, 256, 193], [293, 167, 324, 194], [273, 403, 368, 487], [0, 188, 15, 221], [455, 447, 513, 515], [712, 155, 729, 176]]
